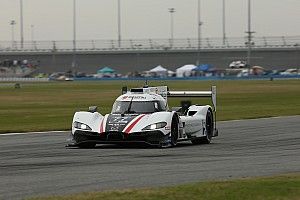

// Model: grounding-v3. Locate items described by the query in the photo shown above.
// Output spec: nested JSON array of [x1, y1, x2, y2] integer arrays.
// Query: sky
[[0, 0, 300, 41]]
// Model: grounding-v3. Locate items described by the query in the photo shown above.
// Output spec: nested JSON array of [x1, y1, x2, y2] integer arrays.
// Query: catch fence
[[0, 36, 299, 53]]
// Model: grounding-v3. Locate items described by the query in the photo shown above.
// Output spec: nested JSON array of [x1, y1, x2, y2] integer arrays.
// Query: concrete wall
[[0, 48, 298, 74]]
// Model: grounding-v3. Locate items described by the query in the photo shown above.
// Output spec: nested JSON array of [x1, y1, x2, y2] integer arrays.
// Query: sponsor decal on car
[[122, 96, 147, 100]]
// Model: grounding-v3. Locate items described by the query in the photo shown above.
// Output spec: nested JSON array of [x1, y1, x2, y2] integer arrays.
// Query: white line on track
[[220, 115, 299, 123], [0, 115, 298, 136], [0, 130, 68, 136]]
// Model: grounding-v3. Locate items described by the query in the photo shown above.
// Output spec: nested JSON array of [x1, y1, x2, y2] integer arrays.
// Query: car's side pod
[[167, 86, 218, 137]]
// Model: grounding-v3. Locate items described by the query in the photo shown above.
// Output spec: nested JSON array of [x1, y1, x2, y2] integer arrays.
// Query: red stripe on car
[[100, 115, 107, 136], [123, 114, 145, 134], [99, 119, 104, 133]]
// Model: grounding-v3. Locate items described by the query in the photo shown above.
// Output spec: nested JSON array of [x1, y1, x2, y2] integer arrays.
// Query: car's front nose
[[69, 129, 169, 146]]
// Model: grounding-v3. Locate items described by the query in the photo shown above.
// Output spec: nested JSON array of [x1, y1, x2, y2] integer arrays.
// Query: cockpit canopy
[[111, 100, 167, 114]]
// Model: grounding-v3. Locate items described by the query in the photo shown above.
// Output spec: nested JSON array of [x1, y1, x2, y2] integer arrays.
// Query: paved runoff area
[[0, 116, 299, 199]]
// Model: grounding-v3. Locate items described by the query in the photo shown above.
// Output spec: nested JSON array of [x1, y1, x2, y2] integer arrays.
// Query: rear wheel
[[170, 116, 179, 146], [191, 109, 214, 144]]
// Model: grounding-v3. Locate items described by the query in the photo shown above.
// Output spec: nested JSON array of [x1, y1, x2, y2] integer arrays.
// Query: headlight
[[73, 121, 92, 130], [143, 122, 167, 130]]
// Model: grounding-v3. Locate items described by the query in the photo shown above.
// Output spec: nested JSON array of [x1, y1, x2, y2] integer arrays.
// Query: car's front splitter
[[67, 130, 171, 147]]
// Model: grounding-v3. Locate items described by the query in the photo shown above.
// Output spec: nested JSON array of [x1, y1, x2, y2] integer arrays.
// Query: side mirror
[[181, 100, 191, 114], [88, 106, 98, 113], [122, 86, 127, 94]]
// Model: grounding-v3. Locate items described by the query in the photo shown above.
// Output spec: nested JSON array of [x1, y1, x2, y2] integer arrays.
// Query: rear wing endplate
[[167, 86, 217, 112]]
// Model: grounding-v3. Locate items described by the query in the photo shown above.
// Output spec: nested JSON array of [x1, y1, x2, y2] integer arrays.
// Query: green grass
[[0, 79, 300, 133], [28, 173, 300, 200]]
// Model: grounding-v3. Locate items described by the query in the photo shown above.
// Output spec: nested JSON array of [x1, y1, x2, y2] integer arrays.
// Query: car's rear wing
[[124, 84, 216, 112], [167, 86, 217, 112]]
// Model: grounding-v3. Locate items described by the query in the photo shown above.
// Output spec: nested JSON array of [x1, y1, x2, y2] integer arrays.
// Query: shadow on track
[[65, 142, 216, 149]]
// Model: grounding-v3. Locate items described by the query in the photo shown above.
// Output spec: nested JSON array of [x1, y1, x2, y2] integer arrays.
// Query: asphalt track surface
[[0, 116, 299, 200]]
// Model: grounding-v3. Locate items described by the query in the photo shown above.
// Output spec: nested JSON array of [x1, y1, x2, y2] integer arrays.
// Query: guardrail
[[0, 75, 298, 82], [74, 74, 300, 81], [0, 77, 49, 82], [0, 36, 299, 53]]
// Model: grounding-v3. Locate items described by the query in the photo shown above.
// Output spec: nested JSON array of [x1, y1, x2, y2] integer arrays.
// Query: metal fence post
[[149, 39, 153, 49], [282, 36, 287, 46], [52, 41, 56, 52], [263, 37, 268, 47], [92, 40, 95, 50]]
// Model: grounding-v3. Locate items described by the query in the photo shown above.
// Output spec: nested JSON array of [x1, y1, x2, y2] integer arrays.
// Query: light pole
[[72, 0, 77, 74], [31, 25, 34, 46], [20, 0, 24, 49], [10, 20, 16, 49], [196, 0, 202, 65], [30, 25, 34, 42], [117, 0, 121, 47], [168, 8, 175, 47], [246, 0, 255, 67], [222, 0, 226, 45]]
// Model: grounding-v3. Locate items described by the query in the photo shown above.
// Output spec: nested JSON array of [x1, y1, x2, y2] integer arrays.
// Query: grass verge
[[0, 79, 300, 133], [28, 173, 300, 200]]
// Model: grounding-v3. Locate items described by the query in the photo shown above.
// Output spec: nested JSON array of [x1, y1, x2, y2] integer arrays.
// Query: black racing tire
[[170, 115, 179, 146], [77, 142, 96, 148], [191, 109, 214, 145]]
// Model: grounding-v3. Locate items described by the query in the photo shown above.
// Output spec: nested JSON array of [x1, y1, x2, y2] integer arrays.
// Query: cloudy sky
[[0, 0, 299, 41]]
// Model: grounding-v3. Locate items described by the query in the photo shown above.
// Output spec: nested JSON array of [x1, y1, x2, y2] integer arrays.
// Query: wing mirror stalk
[[88, 106, 98, 113]]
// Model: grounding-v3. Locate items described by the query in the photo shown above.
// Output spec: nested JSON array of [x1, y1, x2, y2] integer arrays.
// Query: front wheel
[[191, 109, 214, 144], [170, 116, 179, 146]]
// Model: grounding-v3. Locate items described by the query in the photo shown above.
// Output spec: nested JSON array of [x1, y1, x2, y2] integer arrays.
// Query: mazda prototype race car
[[67, 85, 218, 148]]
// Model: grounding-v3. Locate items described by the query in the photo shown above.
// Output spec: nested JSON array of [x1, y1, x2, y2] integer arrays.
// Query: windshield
[[112, 101, 166, 114]]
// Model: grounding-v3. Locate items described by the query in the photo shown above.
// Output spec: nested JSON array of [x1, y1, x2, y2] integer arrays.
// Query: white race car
[[67, 85, 218, 148]]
